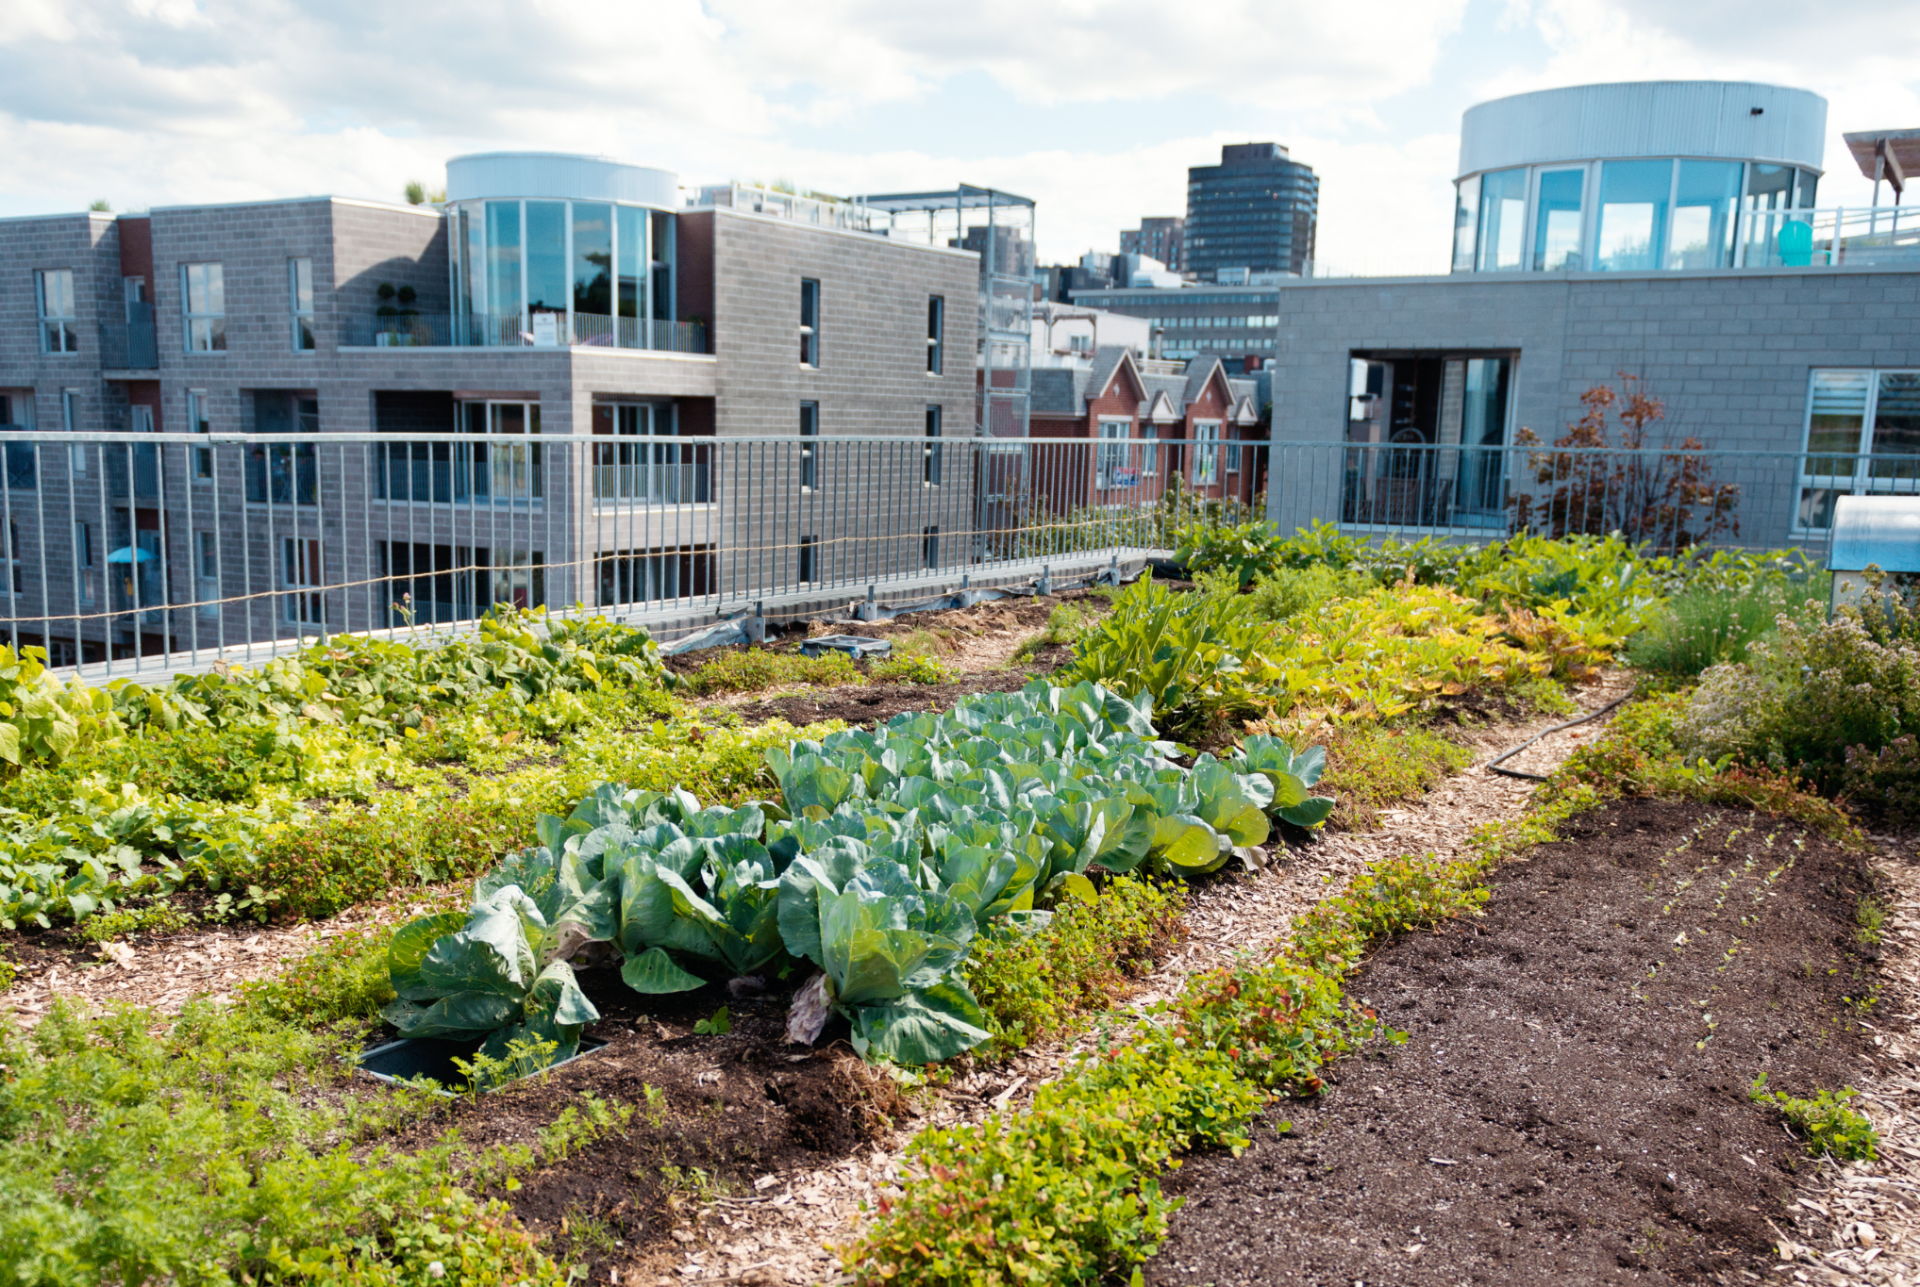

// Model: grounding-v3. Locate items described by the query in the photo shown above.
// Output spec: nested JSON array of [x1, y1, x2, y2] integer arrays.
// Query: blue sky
[[2, 0, 1915, 272]]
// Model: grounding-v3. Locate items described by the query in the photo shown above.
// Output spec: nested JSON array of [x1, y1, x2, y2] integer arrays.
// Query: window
[[282, 537, 324, 624], [196, 531, 219, 619], [1669, 161, 1742, 270], [35, 270, 77, 353], [181, 262, 226, 351], [1225, 430, 1241, 475], [5, 520, 19, 593], [922, 525, 940, 569], [1476, 168, 1527, 272], [926, 296, 944, 374], [289, 258, 316, 350], [797, 535, 818, 585], [248, 392, 320, 504], [923, 405, 942, 485], [1595, 160, 1671, 273], [1097, 419, 1130, 487], [188, 389, 213, 479], [799, 278, 820, 367], [1532, 169, 1585, 271], [1798, 369, 1920, 530], [1141, 429, 1158, 477], [62, 390, 86, 475], [799, 401, 819, 489], [1194, 422, 1220, 485], [75, 521, 95, 606]]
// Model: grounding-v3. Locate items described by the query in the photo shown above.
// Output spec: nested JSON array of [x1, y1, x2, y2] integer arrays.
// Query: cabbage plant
[[1228, 735, 1336, 829]]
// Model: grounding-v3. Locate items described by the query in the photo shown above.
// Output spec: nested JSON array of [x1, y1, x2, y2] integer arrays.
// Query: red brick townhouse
[[1028, 346, 1264, 513]]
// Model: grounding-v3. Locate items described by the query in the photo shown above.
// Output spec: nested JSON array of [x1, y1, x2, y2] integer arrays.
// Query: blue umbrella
[[106, 546, 158, 564]]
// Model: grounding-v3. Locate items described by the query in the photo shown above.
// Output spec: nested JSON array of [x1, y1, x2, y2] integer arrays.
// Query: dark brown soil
[[1151, 796, 1883, 1287], [383, 970, 888, 1280], [731, 667, 1049, 729]]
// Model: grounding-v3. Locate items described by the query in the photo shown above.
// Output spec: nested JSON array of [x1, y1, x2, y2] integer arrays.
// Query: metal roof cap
[[1828, 495, 1920, 572]]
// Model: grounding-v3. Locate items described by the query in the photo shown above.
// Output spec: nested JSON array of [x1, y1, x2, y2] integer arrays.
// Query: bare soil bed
[[1150, 796, 1882, 1287]]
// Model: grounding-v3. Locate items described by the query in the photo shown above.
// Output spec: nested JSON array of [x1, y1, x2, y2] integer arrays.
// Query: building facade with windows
[[1066, 283, 1280, 365], [1266, 81, 1920, 547], [1120, 218, 1185, 274], [1184, 143, 1319, 282], [0, 153, 980, 664]]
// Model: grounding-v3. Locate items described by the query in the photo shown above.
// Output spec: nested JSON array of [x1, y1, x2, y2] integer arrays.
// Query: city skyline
[[2, 0, 1917, 274]]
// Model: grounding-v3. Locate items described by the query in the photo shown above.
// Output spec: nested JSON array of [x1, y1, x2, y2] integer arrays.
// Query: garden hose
[[1486, 692, 1636, 782]]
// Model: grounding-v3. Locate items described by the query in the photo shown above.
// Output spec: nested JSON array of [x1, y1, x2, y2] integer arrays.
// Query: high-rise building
[[1183, 143, 1319, 281], [1120, 218, 1185, 273]]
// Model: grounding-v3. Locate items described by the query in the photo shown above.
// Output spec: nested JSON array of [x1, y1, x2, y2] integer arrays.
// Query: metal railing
[[343, 311, 709, 354], [1737, 205, 1920, 269], [0, 430, 1894, 683], [98, 317, 159, 369]]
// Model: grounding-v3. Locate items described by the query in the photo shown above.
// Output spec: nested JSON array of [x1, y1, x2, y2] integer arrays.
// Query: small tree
[[1508, 373, 1738, 553]]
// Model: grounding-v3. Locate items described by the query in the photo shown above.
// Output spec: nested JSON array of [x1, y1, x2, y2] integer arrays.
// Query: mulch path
[[1150, 795, 1882, 1287]]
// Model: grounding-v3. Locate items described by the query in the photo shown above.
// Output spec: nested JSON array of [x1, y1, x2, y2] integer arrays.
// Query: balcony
[[343, 311, 708, 354], [98, 317, 158, 370]]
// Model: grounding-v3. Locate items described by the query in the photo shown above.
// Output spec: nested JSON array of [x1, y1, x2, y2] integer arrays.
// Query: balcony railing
[[98, 317, 158, 369], [344, 311, 708, 354], [1738, 205, 1920, 269]]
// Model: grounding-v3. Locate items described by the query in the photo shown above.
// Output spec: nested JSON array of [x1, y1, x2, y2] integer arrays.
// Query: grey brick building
[[0, 153, 979, 664], [1266, 81, 1920, 548]]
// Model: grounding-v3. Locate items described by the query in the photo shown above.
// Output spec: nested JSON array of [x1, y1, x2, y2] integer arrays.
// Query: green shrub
[[1173, 519, 1290, 586], [1245, 564, 1375, 621], [965, 876, 1185, 1055], [1011, 602, 1092, 665], [1626, 576, 1824, 681], [1675, 611, 1920, 787], [1750, 1074, 1878, 1161], [687, 648, 862, 695], [1318, 725, 1475, 829], [1842, 736, 1920, 827]]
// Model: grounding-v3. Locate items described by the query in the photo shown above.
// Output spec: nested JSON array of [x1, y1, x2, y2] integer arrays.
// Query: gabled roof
[[1086, 345, 1140, 404], [1146, 390, 1183, 423], [1181, 355, 1233, 410]]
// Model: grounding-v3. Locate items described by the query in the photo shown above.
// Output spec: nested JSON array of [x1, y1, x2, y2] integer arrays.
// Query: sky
[[3, 0, 1917, 274]]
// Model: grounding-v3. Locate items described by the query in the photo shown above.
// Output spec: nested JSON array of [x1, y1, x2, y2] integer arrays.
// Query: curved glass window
[[1476, 168, 1527, 272], [485, 202, 522, 333], [1532, 169, 1584, 270], [1595, 160, 1672, 272], [1452, 174, 1480, 272], [525, 201, 568, 317], [1746, 164, 1795, 210], [617, 205, 647, 321], [1797, 169, 1820, 208], [573, 203, 612, 317], [1670, 160, 1741, 269]]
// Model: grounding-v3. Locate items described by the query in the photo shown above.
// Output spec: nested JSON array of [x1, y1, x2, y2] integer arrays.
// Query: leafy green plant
[[1626, 576, 1822, 681], [870, 653, 955, 685], [235, 924, 400, 1026], [964, 875, 1185, 1055], [1246, 563, 1376, 621], [381, 885, 600, 1070], [1173, 519, 1290, 586], [1228, 734, 1335, 829], [693, 1006, 731, 1036], [1749, 1074, 1878, 1160], [451, 1034, 563, 1096], [1066, 575, 1274, 736], [1316, 725, 1475, 830], [687, 648, 861, 695]]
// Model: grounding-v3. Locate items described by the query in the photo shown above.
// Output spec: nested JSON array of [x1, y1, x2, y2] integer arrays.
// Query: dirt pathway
[[659, 674, 1637, 1287]]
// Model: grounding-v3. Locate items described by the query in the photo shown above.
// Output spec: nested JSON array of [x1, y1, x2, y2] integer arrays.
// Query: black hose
[[1486, 691, 1636, 782]]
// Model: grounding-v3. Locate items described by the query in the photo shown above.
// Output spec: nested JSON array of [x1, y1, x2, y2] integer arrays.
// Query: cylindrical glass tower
[[1451, 82, 1828, 274]]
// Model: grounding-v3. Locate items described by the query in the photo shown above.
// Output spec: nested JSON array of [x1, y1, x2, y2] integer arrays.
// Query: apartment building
[[0, 153, 979, 664]]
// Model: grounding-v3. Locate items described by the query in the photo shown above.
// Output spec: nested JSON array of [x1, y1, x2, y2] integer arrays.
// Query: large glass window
[[1594, 160, 1672, 272], [524, 201, 568, 323], [1670, 161, 1742, 269], [1457, 357, 1511, 514], [1475, 168, 1528, 272], [485, 201, 522, 335], [617, 205, 647, 329], [181, 262, 226, 351], [1746, 164, 1796, 211], [572, 202, 612, 321], [1532, 169, 1585, 271], [35, 269, 77, 353], [1797, 370, 1920, 529], [1194, 422, 1220, 485]]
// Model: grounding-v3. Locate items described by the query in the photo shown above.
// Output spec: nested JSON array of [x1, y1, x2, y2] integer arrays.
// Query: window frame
[[799, 401, 819, 489], [799, 278, 821, 368], [62, 389, 87, 475], [1193, 421, 1221, 486], [35, 269, 78, 354], [1096, 418, 1131, 488], [75, 519, 95, 606], [281, 536, 325, 624], [1795, 367, 1920, 533], [187, 389, 213, 480], [923, 405, 942, 486], [196, 530, 220, 619], [926, 295, 944, 375], [180, 262, 227, 353], [289, 257, 316, 352]]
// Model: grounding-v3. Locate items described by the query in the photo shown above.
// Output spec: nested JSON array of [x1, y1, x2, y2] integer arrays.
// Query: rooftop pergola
[[1843, 129, 1920, 205]]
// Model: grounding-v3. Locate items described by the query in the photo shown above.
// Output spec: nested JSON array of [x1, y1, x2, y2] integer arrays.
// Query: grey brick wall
[[1267, 265, 1920, 544]]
